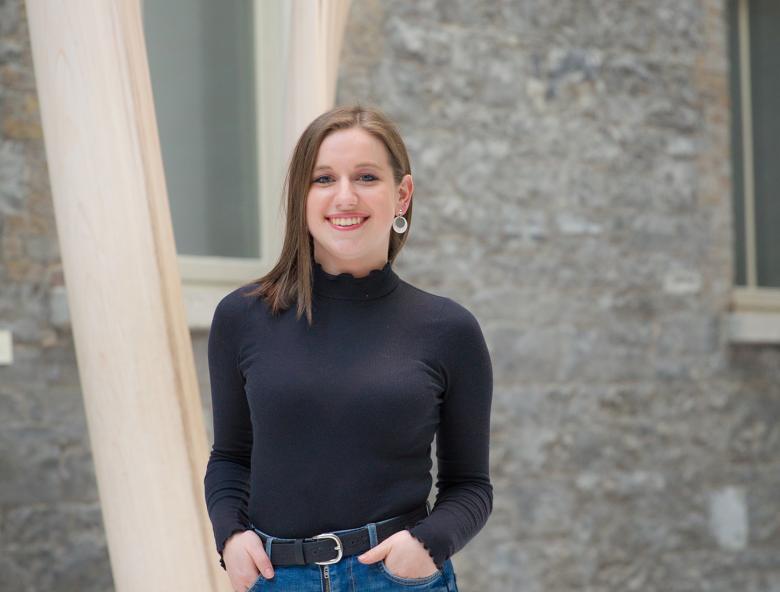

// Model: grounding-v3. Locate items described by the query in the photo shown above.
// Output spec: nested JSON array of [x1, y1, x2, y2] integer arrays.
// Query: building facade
[[1, 1, 778, 591]]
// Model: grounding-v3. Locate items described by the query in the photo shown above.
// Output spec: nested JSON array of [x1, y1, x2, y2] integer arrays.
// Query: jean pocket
[[247, 571, 265, 592], [378, 559, 444, 587]]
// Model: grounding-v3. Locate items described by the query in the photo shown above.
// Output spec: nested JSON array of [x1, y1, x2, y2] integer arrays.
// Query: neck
[[312, 256, 389, 279], [311, 257, 400, 300]]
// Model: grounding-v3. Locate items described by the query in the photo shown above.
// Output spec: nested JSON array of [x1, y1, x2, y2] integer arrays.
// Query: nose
[[333, 177, 358, 208]]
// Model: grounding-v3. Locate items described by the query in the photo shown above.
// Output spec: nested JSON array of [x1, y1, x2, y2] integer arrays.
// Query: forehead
[[314, 128, 390, 169]]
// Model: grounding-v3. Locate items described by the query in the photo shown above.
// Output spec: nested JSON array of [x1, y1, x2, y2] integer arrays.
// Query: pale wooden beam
[[24, 1, 227, 590]]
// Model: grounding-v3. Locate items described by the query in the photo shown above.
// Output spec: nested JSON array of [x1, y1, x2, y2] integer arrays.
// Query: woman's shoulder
[[212, 283, 267, 324], [398, 280, 482, 329]]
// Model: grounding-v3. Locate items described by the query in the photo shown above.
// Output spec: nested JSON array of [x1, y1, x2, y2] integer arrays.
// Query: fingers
[[357, 536, 390, 564], [245, 533, 275, 579], [226, 531, 276, 592]]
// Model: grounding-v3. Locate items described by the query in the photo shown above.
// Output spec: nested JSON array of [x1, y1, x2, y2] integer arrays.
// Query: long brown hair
[[243, 103, 413, 326]]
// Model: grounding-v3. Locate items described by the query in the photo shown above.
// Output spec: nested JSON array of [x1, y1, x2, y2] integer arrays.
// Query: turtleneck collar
[[312, 258, 400, 300]]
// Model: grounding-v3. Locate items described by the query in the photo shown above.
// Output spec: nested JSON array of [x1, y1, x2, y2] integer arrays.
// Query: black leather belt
[[250, 503, 430, 566]]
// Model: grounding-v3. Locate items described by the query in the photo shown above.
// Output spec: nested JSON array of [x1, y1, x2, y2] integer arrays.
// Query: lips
[[326, 216, 369, 231]]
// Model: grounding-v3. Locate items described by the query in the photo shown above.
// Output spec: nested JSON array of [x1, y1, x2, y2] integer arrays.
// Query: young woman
[[204, 104, 493, 592]]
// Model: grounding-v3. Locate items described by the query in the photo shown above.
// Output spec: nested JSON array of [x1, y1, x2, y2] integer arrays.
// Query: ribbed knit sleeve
[[203, 291, 253, 571], [407, 300, 494, 571]]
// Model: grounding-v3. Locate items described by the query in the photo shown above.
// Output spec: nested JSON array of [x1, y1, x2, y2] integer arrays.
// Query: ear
[[398, 174, 413, 214]]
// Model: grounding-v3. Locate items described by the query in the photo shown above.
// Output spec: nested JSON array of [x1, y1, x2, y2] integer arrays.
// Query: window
[[143, 0, 260, 259], [727, 0, 780, 341], [728, 0, 780, 293], [141, 0, 289, 327]]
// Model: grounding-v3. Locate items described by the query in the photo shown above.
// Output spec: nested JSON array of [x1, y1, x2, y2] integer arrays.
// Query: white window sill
[[49, 255, 275, 333], [727, 287, 780, 343], [727, 312, 780, 343], [48, 282, 248, 333]]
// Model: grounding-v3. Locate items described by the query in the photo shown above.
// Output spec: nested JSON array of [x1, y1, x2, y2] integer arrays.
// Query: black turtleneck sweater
[[203, 259, 493, 572]]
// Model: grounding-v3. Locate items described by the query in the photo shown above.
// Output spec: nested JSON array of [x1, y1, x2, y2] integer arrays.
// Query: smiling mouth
[[327, 216, 369, 230]]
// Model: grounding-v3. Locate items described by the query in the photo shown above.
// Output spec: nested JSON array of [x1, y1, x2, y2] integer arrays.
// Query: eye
[[313, 175, 332, 184], [359, 174, 377, 182]]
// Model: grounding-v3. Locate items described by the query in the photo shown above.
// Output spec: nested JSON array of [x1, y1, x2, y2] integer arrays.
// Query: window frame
[[728, 0, 780, 342]]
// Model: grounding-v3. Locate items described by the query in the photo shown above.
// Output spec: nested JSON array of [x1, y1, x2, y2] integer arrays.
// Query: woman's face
[[306, 127, 412, 276]]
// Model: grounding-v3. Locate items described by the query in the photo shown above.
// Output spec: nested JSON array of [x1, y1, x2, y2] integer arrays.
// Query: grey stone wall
[[337, 1, 780, 591], [1, 0, 779, 591]]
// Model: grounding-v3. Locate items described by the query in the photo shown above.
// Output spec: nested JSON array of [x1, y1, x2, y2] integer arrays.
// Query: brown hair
[[242, 103, 413, 326]]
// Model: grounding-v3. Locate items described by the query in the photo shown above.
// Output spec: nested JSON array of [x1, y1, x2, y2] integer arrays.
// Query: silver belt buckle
[[312, 532, 343, 565]]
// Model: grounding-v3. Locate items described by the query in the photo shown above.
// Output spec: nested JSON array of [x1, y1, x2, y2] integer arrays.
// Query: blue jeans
[[246, 514, 460, 591]]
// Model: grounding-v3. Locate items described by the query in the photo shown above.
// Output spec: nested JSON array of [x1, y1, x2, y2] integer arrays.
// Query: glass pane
[[727, 0, 747, 286], [143, 0, 260, 258], [749, 0, 780, 287]]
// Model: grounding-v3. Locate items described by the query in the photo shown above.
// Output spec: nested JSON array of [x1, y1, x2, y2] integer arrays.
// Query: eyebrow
[[313, 162, 382, 172]]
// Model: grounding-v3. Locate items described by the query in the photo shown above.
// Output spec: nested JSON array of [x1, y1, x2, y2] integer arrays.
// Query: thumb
[[357, 540, 388, 564]]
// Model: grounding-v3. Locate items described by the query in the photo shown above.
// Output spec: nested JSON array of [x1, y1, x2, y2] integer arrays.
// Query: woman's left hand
[[356, 529, 439, 578]]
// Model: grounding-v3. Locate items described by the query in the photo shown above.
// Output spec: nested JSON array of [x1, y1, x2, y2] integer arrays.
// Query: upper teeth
[[330, 217, 364, 226]]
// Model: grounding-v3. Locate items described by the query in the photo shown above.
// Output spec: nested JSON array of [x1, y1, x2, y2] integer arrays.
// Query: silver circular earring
[[392, 209, 408, 234]]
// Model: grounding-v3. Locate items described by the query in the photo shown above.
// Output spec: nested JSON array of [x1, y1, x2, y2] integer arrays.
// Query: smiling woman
[[204, 104, 491, 592], [240, 104, 417, 326], [305, 126, 414, 279]]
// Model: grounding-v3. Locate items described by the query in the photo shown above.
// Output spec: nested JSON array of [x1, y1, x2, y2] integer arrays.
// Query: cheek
[[377, 202, 397, 223], [305, 194, 324, 222], [366, 192, 396, 216]]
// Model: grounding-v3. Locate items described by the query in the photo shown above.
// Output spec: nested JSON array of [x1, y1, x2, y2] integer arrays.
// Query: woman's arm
[[203, 291, 253, 571], [407, 299, 494, 570]]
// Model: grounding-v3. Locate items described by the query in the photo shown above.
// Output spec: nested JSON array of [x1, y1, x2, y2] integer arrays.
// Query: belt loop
[[264, 534, 275, 560], [367, 522, 379, 548], [293, 538, 305, 565]]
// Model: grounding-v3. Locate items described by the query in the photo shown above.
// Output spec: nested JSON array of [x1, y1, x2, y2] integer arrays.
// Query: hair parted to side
[[242, 103, 413, 327]]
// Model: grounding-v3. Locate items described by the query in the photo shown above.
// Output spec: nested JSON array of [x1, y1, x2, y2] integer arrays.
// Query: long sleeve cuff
[[407, 520, 448, 571], [406, 482, 493, 571], [216, 523, 251, 571]]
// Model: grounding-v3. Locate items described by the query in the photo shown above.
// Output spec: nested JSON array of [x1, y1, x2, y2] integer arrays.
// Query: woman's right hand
[[223, 529, 274, 591]]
